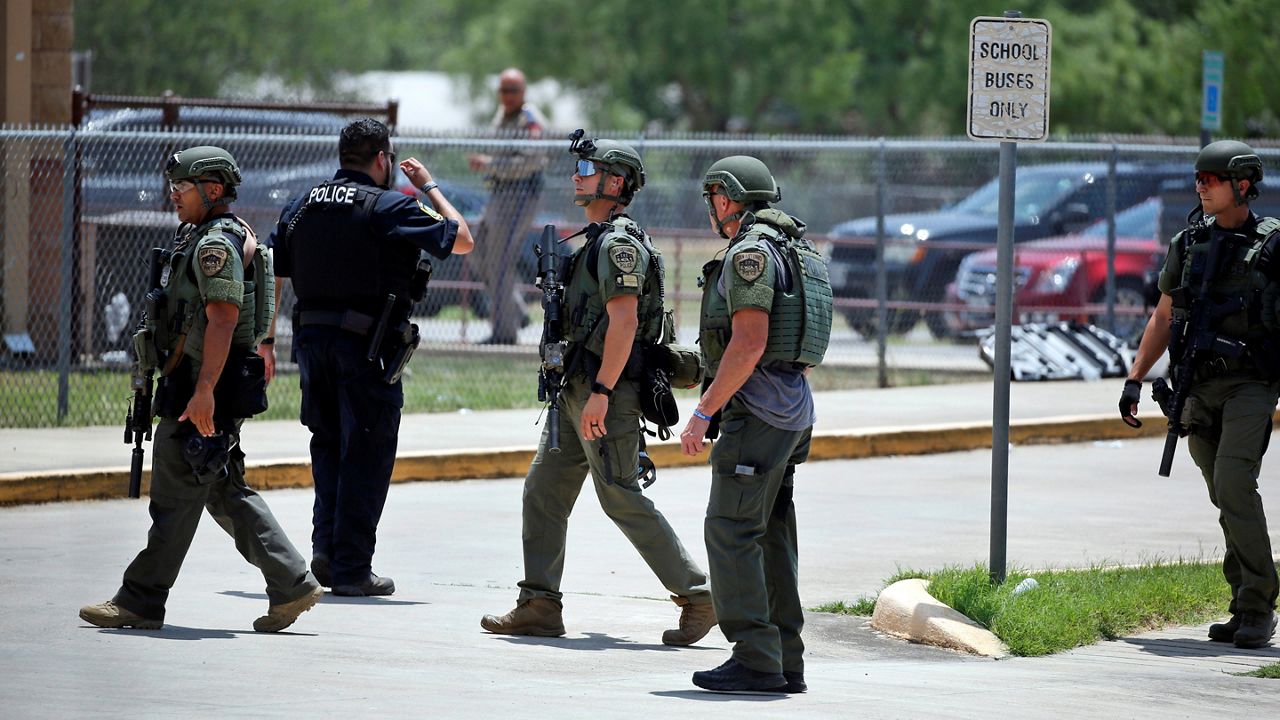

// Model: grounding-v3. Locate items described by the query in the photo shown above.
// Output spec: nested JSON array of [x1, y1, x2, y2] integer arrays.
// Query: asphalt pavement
[[2, 438, 1279, 718]]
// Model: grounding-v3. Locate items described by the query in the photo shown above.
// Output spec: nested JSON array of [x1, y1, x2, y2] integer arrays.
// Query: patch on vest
[[198, 246, 230, 277], [609, 245, 639, 273], [616, 273, 640, 288], [733, 251, 766, 282], [417, 199, 444, 223]]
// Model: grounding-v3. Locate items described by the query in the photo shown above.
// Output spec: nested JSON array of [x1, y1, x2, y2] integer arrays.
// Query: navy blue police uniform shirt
[[269, 169, 459, 280]]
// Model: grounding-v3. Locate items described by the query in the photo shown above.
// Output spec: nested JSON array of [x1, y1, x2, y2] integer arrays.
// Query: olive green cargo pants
[[704, 399, 812, 675], [519, 376, 711, 605], [114, 418, 316, 621], [1186, 375, 1280, 614]]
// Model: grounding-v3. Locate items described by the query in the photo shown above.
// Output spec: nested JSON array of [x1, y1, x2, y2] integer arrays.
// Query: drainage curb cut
[[871, 578, 1009, 658], [0, 413, 1161, 506]]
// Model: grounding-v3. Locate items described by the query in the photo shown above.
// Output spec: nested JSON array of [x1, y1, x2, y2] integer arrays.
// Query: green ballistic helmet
[[165, 145, 241, 202], [568, 130, 645, 205], [1196, 140, 1263, 203], [702, 155, 781, 205]]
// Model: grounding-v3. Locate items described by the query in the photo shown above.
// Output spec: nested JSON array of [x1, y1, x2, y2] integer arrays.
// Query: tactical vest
[[698, 213, 834, 377], [1175, 216, 1280, 375], [153, 215, 268, 366], [287, 177, 418, 316], [562, 216, 666, 358]]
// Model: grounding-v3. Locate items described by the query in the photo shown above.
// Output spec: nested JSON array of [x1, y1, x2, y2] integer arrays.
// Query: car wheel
[[1090, 279, 1147, 341]]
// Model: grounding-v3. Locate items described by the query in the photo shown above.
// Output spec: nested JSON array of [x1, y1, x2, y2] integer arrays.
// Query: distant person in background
[[468, 67, 548, 344]]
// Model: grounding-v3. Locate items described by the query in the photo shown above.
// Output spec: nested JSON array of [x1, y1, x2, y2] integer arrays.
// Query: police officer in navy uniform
[[268, 118, 474, 596]]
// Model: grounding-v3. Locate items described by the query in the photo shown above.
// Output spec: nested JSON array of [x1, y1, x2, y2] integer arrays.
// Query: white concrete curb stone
[[870, 578, 1009, 658]]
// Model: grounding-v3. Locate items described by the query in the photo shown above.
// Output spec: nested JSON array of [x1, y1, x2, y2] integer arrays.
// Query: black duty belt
[[297, 310, 376, 335]]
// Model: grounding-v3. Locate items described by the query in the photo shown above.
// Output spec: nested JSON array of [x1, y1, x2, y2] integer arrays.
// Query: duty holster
[[152, 349, 268, 420]]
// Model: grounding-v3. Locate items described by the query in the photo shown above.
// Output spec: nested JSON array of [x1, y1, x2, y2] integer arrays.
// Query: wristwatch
[[591, 381, 614, 398], [419, 181, 439, 194]]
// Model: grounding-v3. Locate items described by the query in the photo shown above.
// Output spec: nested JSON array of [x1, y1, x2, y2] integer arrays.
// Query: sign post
[[1201, 50, 1223, 147], [967, 11, 1052, 585]]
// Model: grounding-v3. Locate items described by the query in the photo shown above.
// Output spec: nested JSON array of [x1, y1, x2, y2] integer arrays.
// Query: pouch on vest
[[213, 348, 268, 419]]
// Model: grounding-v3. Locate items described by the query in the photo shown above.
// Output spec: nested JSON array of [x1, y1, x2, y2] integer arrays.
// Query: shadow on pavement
[[218, 590, 428, 607], [86, 625, 318, 640], [650, 690, 787, 702], [489, 631, 677, 652], [1122, 636, 1280, 660]]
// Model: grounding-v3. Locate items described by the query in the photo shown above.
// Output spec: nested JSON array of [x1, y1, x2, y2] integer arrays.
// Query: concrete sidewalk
[[0, 379, 1171, 504]]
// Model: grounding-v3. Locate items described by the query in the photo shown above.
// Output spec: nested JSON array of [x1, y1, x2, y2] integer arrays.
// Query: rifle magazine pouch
[[214, 349, 268, 419], [154, 358, 195, 419]]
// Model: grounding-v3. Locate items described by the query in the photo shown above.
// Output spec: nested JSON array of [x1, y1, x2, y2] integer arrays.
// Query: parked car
[[947, 197, 1164, 341], [827, 162, 1186, 338]]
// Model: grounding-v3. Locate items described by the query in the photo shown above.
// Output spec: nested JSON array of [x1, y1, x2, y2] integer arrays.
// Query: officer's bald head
[[339, 118, 391, 168]]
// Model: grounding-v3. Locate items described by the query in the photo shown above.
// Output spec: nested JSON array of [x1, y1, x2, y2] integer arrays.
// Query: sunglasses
[[498, 86, 522, 95], [575, 159, 598, 177], [168, 179, 206, 194], [702, 189, 724, 209], [1195, 172, 1229, 187]]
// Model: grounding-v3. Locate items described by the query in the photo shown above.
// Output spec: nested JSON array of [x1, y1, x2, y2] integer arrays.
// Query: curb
[[870, 578, 1009, 658], [0, 413, 1162, 506]]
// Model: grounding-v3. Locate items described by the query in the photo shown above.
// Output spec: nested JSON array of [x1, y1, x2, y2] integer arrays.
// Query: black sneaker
[[311, 554, 332, 589], [1207, 614, 1241, 643], [332, 574, 396, 597], [783, 670, 806, 694], [1234, 610, 1277, 649], [692, 659, 786, 693]]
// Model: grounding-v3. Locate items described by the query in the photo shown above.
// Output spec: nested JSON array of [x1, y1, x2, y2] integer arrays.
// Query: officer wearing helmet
[[481, 132, 716, 646], [1122, 140, 1279, 648], [269, 118, 474, 598], [682, 155, 833, 692], [80, 146, 323, 633]]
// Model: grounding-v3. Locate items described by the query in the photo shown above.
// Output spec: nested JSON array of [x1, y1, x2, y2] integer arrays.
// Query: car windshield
[[1081, 197, 1159, 239], [952, 170, 1088, 222]]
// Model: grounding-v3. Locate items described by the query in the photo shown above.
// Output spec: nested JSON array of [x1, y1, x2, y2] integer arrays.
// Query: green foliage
[[927, 561, 1230, 656], [1240, 662, 1280, 679], [814, 596, 878, 616]]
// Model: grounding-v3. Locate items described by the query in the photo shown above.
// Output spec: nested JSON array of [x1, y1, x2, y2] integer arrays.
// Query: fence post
[[874, 138, 889, 388], [57, 129, 76, 423], [1105, 144, 1118, 333]]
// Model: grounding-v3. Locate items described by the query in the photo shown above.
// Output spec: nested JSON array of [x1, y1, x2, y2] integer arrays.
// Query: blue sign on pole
[[1202, 50, 1223, 131]]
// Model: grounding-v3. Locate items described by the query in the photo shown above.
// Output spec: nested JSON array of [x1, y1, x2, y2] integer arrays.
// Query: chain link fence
[[2, 122, 1277, 427]]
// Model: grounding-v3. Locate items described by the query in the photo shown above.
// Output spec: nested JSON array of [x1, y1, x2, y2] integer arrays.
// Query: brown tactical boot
[[480, 598, 565, 637], [253, 586, 323, 633], [662, 595, 717, 646], [79, 600, 162, 630]]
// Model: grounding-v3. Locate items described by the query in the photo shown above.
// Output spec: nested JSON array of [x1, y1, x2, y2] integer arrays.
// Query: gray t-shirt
[[717, 242, 817, 431]]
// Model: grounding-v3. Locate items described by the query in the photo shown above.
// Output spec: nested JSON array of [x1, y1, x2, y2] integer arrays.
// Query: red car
[[948, 197, 1163, 340]]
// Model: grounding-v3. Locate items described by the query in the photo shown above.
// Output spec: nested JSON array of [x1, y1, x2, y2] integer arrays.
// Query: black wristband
[[591, 381, 613, 397], [260, 337, 275, 346]]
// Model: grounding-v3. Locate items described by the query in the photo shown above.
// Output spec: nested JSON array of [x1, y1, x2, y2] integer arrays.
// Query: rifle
[[1157, 227, 1247, 476], [124, 248, 168, 498], [534, 224, 567, 452]]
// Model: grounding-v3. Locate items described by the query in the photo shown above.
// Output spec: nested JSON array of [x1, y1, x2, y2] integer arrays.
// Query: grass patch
[[926, 561, 1230, 656], [1240, 663, 1280, 679], [813, 561, 1230, 657]]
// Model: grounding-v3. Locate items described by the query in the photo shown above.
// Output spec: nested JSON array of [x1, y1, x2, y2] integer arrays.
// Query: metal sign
[[967, 16, 1052, 142], [1201, 50, 1223, 132]]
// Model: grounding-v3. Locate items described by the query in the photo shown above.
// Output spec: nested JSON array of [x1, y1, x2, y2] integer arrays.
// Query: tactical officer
[[269, 118, 474, 597], [1121, 140, 1279, 649], [681, 156, 833, 692], [481, 133, 716, 645], [80, 146, 321, 633]]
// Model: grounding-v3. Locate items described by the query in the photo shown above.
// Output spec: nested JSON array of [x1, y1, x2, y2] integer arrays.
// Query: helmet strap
[[196, 183, 220, 212]]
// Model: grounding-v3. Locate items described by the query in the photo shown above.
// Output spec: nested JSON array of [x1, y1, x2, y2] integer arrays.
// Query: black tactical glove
[[1119, 379, 1142, 428]]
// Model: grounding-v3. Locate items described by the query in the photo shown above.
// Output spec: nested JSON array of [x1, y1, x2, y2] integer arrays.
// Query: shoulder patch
[[609, 244, 639, 273], [417, 199, 444, 223], [733, 251, 767, 282], [198, 246, 230, 277]]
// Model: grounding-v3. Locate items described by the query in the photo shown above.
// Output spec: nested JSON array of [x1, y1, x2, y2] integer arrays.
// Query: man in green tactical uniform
[[681, 156, 832, 693], [1121, 140, 1279, 649], [481, 133, 716, 645], [80, 146, 321, 633]]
